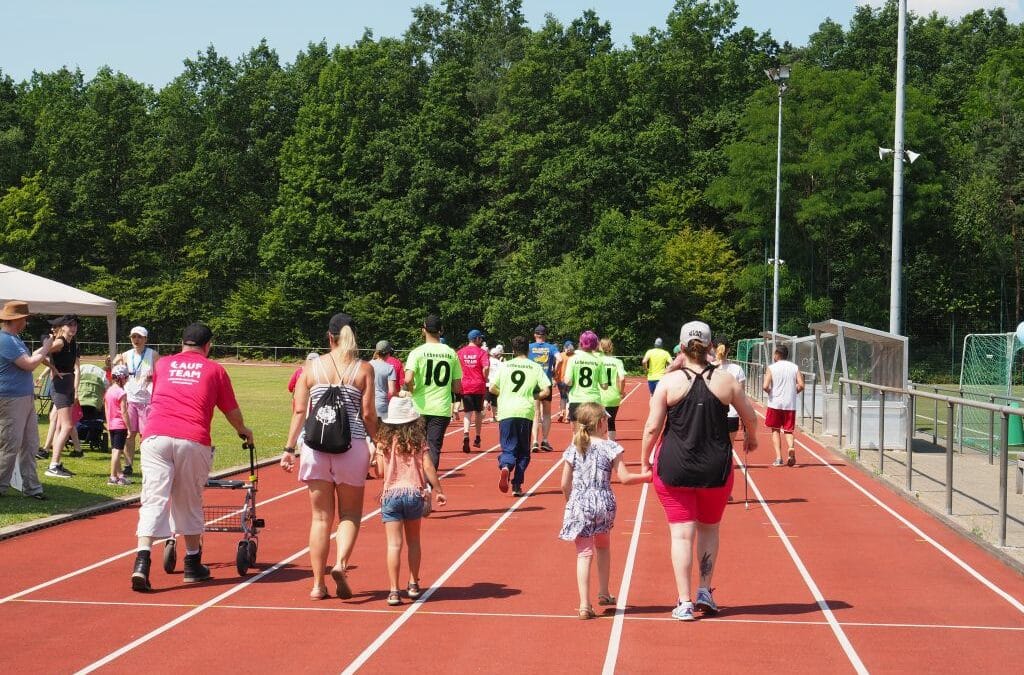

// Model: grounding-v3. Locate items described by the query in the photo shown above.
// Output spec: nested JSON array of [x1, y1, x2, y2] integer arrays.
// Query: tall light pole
[[766, 65, 791, 346], [890, 0, 908, 335]]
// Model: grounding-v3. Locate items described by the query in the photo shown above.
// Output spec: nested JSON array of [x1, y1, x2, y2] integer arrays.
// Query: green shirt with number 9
[[406, 342, 462, 417], [494, 358, 550, 421]]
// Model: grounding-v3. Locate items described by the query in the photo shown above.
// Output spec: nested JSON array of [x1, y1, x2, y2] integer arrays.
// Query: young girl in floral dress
[[559, 402, 651, 619]]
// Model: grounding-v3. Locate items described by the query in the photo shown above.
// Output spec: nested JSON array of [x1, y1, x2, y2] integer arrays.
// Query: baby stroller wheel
[[246, 539, 258, 566], [162, 538, 177, 573], [235, 541, 249, 576]]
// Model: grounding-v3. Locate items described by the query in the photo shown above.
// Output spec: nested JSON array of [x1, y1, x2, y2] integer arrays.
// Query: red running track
[[1, 376, 1022, 673]]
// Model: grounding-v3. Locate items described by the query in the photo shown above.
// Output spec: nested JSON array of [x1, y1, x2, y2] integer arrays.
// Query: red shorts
[[653, 465, 734, 525], [765, 407, 796, 433]]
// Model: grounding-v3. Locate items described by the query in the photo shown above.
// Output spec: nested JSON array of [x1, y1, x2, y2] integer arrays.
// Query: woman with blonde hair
[[714, 339, 746, 444], [280, 313, 377, 600], [598, 338, 626, 441]]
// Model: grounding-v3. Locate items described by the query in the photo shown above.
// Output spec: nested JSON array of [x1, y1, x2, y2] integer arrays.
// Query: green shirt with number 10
[[406, 342, 462, 417]]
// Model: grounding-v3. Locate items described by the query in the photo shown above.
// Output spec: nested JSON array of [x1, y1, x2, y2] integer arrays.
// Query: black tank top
[[51, 337, 79, 373], [657, 365, 733, 488]]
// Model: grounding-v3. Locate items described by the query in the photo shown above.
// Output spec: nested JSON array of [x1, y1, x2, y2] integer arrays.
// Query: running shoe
[[786, 450, 796, 467], [540, 441, 554, 453], [131, 551, 152, 592], [695, 587, 718, 614], [45, 464, 73, 478], [123, 464, 134, 476], [771, 458, 784, 467], [531, 443, 540, 453], [35, 447, 49, 460], [107, 476, 131, 486], [672, 601, 695, 621], [498, 467, 510, 493], [512, 488, 523, 498], [462, 435, 471, 453], [473, 435, 481, 448]]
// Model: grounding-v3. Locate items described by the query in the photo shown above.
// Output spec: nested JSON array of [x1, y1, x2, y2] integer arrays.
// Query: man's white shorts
[[136, 436, 214, 538]]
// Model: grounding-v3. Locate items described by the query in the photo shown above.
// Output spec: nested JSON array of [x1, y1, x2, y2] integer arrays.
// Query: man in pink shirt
[[131, 323, 254, 592], [379, 340, 405, 396], [457, 329, 490, 453]]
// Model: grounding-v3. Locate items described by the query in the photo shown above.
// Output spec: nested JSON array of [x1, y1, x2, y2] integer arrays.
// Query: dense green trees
[[0, 1, 1021, 369]]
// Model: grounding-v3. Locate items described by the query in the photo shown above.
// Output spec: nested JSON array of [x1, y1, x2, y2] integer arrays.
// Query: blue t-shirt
[[0, 331, 33, 397], [528, 341, 559, 378]]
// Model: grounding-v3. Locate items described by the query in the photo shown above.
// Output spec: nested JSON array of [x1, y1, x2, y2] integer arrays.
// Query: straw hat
[[381, 393, 421, 425], [0, 301, 30, 320]]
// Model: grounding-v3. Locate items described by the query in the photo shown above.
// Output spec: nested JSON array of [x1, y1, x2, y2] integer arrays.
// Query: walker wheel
[[235, 541, 250, 576], [246, 539, 258, 566], [162, 538, 177, 574]]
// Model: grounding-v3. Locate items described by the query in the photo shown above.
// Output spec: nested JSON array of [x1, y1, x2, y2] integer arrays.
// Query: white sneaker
[[695, 587, 718, 614], [671, 601, 695, 621]]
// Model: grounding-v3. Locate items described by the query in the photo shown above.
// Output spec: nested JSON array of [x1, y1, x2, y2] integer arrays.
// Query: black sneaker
[[512, 488, 524, 498], [69, 449, 84, 458], [531, 443, 540, 453], [28, 492, 47, 501], [45, 464, 73, 478], [541, 441, 554, 453], [473, 435, 481, 448], [131, 551, 152, 592], [462, 435, 471, 453], [123, 464, 134, 477], [35, 448, 50, 460], [183, 552, 212, 583]]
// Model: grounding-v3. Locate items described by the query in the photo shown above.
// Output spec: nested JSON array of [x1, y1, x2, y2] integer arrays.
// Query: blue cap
[[564, 340, 574, 350], [468, 329, 483, 340]]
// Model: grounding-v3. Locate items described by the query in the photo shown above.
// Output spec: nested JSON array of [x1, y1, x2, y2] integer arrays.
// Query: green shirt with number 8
[[567, 350, 607, 404], [406, 343, 462, 417]]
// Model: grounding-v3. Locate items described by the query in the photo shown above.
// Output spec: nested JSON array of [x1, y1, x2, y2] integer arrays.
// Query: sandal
[[578, 606, 596, 620], [387, 591, 402, 606], [309, 585, 329, 600], [330, 567, 352, 599], [597, 593, 617, 606], [407, 581, 422, 599]]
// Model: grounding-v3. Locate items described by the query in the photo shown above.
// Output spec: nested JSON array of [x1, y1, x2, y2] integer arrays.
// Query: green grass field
[[1, 362, 295, 529]]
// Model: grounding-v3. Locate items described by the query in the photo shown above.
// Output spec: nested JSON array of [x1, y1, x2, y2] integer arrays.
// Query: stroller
[[75, 364, 109, 453]]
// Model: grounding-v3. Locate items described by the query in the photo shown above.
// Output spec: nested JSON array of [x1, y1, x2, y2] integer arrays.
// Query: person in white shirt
[[714, 340, 746, 444], [762, 344, 804, 467], [113, 326, 159, 476]]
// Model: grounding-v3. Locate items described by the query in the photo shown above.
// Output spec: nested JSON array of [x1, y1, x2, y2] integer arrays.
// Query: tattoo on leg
[[700, 552, 713, 578]]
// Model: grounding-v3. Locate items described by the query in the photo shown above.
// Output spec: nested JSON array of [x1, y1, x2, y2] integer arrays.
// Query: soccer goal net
[[959, 333, 1024, 454]]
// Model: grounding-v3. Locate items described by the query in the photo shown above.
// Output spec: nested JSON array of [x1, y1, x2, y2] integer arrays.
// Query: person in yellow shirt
[[642, 338, 672, 395]]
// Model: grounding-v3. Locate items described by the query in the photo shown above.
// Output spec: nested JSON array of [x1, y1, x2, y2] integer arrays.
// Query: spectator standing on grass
[[131, 322, 254, 592], [279, 313, 377, 601], [373, 394, 446, 606], [559, 402, 650, 619], [0, 301, 53, 500], [114, 326, 159, 477], [763, 344, 804, 467], [492, 336, 550, 498], [528, 324, 559, 452], [642, 337, 672, 395], [404, 315, 461, 471], [640, 321, 758, 621], [45, 315, 81, 477], [105, 365, 131, 485], [289, 352, 320, 394], [457, 329, 489, 453]]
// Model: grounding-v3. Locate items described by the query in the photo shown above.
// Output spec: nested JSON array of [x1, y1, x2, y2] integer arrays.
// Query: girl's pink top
[[104, 384, 127, 430], [380, 438, 427, 499]]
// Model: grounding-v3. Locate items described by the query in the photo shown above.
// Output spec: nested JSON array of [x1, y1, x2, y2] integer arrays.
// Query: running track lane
[[3, 377, 1023, 672]]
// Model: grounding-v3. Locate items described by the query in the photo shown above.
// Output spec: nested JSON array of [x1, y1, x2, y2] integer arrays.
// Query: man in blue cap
[[457, 328, 490, 452], [528, 324, 559, 452]]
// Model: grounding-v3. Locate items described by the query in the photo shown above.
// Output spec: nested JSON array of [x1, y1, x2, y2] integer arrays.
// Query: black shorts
[[606, 405, 619, 432], [536, 384, 553, 402], [568, 402, 580, 422], [462, 393, 485, 412], [109, 429, 128, 450], [485, 392, 498, 407], [423, 415, 450, 469], [50, 375, 75, 409], [727, 417, 740, 433]]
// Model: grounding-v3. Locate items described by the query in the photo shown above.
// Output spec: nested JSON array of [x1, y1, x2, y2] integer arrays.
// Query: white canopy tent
[[0, 264, 117, 356]]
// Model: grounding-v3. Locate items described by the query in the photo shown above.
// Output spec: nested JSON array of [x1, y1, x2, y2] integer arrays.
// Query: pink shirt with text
[[144, 351, 239, 446], [104, 384, 127, 431], [457, 344, 490, 395]]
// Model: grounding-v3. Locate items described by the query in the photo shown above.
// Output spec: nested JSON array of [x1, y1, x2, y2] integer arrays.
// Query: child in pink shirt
[[105, 366, 131, 485], [373, 394, 447, 607]]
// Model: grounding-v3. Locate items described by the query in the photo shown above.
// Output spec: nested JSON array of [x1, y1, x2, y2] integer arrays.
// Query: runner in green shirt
[[642, 337, 672, 395], [404, 315, 462, 470], [599, 338, 627, 442], [565, 330, 608, 426], [491, 336, 551, 497]]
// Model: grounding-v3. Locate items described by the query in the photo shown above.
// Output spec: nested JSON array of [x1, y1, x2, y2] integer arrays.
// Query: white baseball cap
[[130, 326, 148, 338], [679, 321, 712, 347]]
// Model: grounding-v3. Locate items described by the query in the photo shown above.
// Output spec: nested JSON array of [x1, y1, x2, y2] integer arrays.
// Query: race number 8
[[424, 359, 451, 386], [579, 366, 593, 387]]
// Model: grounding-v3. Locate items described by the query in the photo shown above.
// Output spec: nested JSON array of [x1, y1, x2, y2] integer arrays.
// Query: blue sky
[[0, 1, 1020, 87]]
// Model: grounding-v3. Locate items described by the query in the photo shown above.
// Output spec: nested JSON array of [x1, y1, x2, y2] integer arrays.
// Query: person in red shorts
[[457, 329, 490, 453], [640, 320, 757, 621], [762, 344, 804, 467]]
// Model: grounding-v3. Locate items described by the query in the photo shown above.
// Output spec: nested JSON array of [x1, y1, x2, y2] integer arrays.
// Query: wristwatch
[[284, 447, 296, 455]]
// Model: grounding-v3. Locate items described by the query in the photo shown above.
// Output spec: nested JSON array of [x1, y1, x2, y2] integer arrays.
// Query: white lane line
[[788, 432, 1024, 615], [340, 454, 567, 674], [16, 598, 1024, 632], [1, 427, 471, 605], [602, 482, 649, 675], [734, 448, 869, 674], [74, 445, 498, 675]]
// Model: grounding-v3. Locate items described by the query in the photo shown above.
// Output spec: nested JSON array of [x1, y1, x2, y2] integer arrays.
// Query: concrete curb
[[0, 456, 280, 543]]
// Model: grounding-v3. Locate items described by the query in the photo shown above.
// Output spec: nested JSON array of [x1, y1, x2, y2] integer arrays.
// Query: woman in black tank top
[[44, 315, 82, 476], [639, 321, 758, 621]]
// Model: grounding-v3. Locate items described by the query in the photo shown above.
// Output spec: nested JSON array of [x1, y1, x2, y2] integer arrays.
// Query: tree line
[[1, 0, 1021, 374]]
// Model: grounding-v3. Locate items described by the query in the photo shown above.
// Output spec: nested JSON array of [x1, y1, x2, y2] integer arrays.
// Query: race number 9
[[510, 369, 526, 392]]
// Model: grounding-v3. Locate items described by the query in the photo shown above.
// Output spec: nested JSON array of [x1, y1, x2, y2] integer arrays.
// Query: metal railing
[[839, 377, 1018, 547]]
